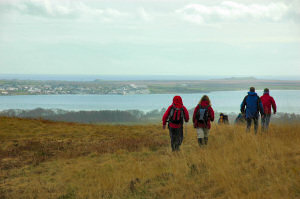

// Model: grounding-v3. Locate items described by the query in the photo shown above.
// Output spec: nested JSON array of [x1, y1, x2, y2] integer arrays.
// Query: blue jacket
[[241, 92, 264, 119]]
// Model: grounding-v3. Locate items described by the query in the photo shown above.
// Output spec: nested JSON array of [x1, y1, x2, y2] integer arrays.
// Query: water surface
[[0, 90, 299, 113]]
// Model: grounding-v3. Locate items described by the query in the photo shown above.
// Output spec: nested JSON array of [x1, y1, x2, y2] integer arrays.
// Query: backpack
[[196, 105, 210, 125], [168, 107, 184, 124], [241, 95, 263, 114], [223, 115, 229, 124]]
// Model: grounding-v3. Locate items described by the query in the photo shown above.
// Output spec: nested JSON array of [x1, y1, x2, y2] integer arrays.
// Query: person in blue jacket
[[240, 87, 264, 134]]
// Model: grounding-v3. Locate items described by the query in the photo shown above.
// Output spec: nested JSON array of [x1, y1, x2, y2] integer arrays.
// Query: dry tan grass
[[0, 117, 299, 199]]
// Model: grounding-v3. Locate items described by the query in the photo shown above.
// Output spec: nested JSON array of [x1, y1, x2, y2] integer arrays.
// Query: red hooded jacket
[[260, 93, 276, 115], [162, 96, 189, 128], [193, 100, 214, 129]]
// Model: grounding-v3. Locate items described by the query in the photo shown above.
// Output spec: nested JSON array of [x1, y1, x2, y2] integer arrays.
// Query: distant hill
[[213, 76, 257, 80]]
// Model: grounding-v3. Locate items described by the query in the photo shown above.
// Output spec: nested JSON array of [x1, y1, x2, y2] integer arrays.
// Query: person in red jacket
[[193, 95, 214, 146], [162, 96, 189, 151], [260, 88, 277, 131]]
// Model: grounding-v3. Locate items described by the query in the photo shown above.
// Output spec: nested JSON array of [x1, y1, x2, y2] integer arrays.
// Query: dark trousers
[[169, 127, 183, 151], [261, 114, 271, 132], [246, 117, 258, 134]]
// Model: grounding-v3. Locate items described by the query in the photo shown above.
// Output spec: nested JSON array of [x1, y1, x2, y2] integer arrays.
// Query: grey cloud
[[0, 0, 129, 20], [176, 1, 300, 24]]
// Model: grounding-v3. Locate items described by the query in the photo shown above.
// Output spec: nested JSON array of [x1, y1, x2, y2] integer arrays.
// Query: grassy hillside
[[0, 117, 299, 199]]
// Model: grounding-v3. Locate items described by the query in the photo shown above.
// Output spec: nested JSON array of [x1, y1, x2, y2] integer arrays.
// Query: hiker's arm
[[192, 106, 198, 125], [209, 107, 215, 122], [240, 96, 247, 113], [258, 98, 264, 116], [271, 97, 277, 114], [162, 106, 171, 127], [183, 106, 189, 122]]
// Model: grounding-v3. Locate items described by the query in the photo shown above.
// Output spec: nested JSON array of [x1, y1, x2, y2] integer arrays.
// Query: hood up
[[172, 96, 183, 108], [200, 100, 210, 107]]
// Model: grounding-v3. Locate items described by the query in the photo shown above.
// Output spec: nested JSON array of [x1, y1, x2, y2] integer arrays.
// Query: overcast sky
[[0, 0, 299, 76]]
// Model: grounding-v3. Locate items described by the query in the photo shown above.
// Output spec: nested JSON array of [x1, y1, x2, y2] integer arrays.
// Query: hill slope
[[0, 117, 299, 199]]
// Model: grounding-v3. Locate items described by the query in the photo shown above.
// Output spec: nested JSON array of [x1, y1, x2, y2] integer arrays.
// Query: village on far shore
[[1, 77, 300, 96]]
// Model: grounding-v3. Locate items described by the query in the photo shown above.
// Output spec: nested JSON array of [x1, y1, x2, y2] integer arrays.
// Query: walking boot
[[197, 138, 203, 147], [171, 144, 176, 152], [204, 137, 208, 145]]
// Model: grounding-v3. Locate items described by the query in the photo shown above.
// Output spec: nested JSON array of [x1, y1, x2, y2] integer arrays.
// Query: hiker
[[162, 96, 189, 151], [234, 112, 246, 124], [218, 113, 229, 125], [241, 87, 264, 134], [260, 88, 277, 131], [193, 95, 214, 146]]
